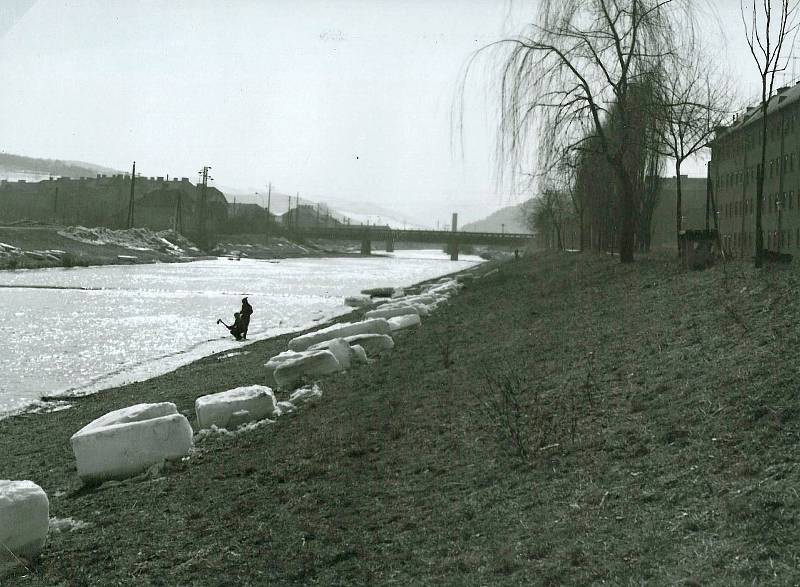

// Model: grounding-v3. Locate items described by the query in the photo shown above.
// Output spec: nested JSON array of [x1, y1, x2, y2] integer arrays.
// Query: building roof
[[713, 81, 800, 141]]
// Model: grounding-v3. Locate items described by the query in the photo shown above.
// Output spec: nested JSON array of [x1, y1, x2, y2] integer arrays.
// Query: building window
[[791, 191, 795, 210]]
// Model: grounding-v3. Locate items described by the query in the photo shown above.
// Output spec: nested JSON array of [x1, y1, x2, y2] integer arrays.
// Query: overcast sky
[[0, 1, 786, 226]]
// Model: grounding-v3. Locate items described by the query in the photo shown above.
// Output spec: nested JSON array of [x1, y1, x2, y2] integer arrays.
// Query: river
[[0, 250, 481, 416]]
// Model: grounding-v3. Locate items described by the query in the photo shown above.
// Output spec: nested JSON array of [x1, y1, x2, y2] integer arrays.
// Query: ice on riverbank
[[70, 402, 193, 484], [364, 305, 419, 320], [288, 318, 391, 351], [57, 226, 194, 256], [195, 385, 277, 430], [388, 313, 421, 331], [343, 333, 395, 356], [273, 350, 342, 389], [0, 480, 49, 561], [308, 338, 353, 369]]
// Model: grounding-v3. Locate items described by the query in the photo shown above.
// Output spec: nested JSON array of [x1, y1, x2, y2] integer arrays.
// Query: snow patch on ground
[[57, 226, 196, 256], [194, 418, 275, 439], [49, 516, 91, 533]]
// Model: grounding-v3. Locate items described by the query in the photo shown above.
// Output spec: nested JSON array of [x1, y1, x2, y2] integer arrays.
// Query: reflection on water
[[0, 250, 481, 416]]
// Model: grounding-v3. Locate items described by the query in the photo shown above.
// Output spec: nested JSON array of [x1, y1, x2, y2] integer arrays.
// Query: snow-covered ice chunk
[[361, 287, 394, 298], [288, 318, 391, 351], [49, 516, 90, 533], [273, 350, 341, 389], [388, 314, 422, 331], [344, 333, 395, 356], [308, 338, 352, 369], [264, 350, 304, 386], [289, 384, 323, 403], [344, 294, 372, 308], [351, 344, 369, 364], [70, 402, 193, 484], [364, 305, 419, 320], [0, 480, 49, 561], [275, 400, 296, 416], [195, 385, 277, 430]]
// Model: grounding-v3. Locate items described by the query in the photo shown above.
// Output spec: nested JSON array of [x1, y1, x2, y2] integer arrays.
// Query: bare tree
[[654, 53, 734, 254], [742, 0, 800, 267], [523, 187, 572, 250], [478, 0, 694, 263]]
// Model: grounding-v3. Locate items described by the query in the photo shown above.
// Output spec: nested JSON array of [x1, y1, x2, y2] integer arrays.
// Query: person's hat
[[242, 297, 248, 302]]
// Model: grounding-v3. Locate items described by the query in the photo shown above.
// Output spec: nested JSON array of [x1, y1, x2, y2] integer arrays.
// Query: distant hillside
[[461, 201, 532, 234], [0, 152, 120, 181]]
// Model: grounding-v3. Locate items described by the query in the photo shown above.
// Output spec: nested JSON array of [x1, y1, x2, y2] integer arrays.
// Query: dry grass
[[2, 251, 800, 584]]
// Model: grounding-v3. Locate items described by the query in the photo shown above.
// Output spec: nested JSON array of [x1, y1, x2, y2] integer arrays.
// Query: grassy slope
[[2, 251, 800, 585]]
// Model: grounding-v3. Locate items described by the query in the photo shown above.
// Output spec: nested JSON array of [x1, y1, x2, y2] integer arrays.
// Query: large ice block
[[195, 385, 277, 430], [0, 480, 49, 561], [364, 305, 419, 320], [70, 402, 193, 484], [388, 313, 422, 331], [343, 333, 395, 356], [273, 349, 342, 389], [264, 350, 304, 386], [288, 318, 391, 351], [308, 338, 352, 369]]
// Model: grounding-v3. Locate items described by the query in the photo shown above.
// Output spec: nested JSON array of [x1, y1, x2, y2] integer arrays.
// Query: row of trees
[[470, 0, 797, 264]]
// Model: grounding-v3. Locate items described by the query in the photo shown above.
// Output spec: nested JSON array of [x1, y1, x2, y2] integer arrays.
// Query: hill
[[461, 201, 532, 233], [0, 152, 120, 181]]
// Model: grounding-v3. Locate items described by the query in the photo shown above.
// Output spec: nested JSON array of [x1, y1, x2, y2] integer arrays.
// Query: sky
[[0, 1, 790, 227]]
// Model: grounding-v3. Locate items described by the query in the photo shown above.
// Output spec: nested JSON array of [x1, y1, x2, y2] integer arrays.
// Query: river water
[[0, 250, 481, 416]]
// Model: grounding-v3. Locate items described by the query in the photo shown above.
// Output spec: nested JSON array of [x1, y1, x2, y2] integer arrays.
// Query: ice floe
[[288, 318, 391, 351], [70, 402, 193, 484], [273, 350, 342, 389], [0, 480, 49, 561], [195, 385, 277, 430]]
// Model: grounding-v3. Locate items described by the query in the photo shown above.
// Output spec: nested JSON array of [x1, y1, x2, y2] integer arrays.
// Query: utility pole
[[198, 165, 211, 249], [174, 192, 183, 234], [127, 161, 136, 229], [266, 182, 272, 241]]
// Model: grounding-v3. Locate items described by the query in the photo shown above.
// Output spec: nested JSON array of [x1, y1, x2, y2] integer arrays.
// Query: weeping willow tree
[[476, 0, 695, 263]]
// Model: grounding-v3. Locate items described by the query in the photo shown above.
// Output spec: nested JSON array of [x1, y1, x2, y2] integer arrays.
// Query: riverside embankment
[[0, 224, 361, 271], [3, 251, 800, 585]]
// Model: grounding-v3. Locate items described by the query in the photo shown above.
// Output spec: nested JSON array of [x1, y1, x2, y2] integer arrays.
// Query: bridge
[[291, 220, 533, 260]]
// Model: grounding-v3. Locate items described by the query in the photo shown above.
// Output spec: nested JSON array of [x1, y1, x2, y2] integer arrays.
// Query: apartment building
[[710, 82, 800, 256]]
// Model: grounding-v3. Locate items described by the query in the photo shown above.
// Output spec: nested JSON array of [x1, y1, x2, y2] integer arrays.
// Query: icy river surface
[[0, 250, 481, 416]]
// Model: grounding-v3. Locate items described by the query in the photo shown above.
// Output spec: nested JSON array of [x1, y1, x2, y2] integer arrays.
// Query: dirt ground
[[2, 251, 800, 585]]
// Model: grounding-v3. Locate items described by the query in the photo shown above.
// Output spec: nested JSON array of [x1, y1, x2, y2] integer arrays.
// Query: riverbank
[[3, 251, 800, 584], [0, 224, 366, 271]]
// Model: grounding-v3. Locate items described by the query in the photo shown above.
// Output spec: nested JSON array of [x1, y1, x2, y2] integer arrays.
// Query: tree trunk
[[675, 160, 683, 257], [616, 168, 636, 263], [755, 102, 768, 267]]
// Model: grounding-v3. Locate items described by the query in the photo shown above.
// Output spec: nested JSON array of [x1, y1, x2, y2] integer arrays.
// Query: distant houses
[[0, 174, 228, 238]]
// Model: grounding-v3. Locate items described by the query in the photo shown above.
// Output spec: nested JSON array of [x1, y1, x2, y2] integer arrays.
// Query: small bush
[[472, 361, 583, 462]]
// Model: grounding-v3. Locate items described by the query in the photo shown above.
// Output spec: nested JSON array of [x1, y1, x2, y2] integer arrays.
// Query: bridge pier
[[449, 241, 459, 261], [385, 230, 394, 252], [361, 237, 372, 255]]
